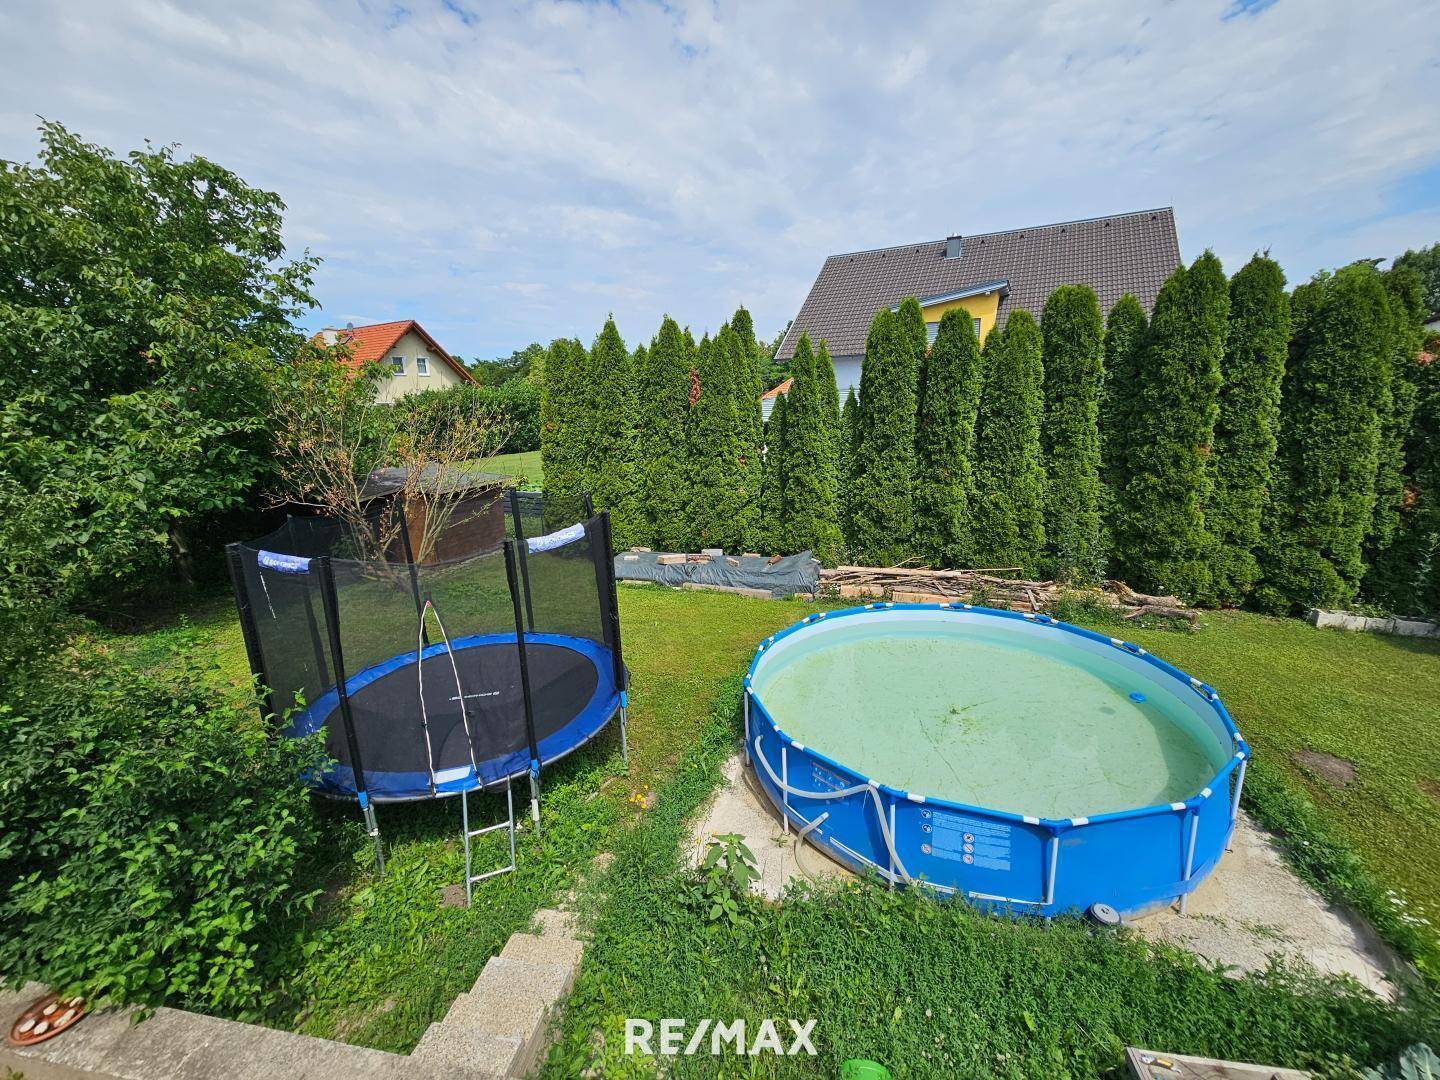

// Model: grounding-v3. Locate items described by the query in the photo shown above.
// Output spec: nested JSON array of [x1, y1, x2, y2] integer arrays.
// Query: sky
[[2, 0, 1439, 360]]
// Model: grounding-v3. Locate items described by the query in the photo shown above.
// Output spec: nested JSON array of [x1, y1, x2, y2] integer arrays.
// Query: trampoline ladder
[[461, 778, 518, 906]]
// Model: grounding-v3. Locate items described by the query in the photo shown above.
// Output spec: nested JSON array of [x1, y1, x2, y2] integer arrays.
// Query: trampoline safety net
[[227, 497, 626, 804]]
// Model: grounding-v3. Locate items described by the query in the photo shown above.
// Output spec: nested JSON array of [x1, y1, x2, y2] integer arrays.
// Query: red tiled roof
[[311, 320, 472, 382], [760, 378, 793, 400]]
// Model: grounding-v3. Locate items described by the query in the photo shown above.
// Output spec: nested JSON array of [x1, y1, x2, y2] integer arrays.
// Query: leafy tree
[[1205, 255, 1290, 605], [1112, 253, 1229, 600], [578, 318, 640, 546], [971, 314, 1046, 574], [468, 342, 545, 386], [758, 390, 790, 553], [635, 317, 694, 550], [1040, 284, 1106, 580], [685, 327, 753, 551], [0, 122, 318, 609], [779, 335, 844, 563], [1393, 241, 1440, 320], [539, 337, 585, 503], [847, 308, 918, 565], [761, 319, 793, 389], [913, 309, 984, 566], [1099, 295, 1148, 514], [1255, 264, 1392, 613]]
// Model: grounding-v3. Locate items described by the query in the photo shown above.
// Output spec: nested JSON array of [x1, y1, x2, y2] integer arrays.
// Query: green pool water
[[753, 617, 1229, 819]]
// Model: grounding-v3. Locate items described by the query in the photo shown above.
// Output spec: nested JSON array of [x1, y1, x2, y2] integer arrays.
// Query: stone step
[[502, 931, 584, 971], [531, 906, 577, 938], [410, 1020, 520, 1077], [440, 955, 576, 1078]]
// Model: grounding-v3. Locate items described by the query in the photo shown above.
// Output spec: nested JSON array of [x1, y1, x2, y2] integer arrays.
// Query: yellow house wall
[[919, 291, 1002, 344], [375, 329, 467, 403]]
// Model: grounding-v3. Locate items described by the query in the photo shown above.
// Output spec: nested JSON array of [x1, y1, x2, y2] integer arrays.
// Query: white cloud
[[1, 0, 1438, 357]]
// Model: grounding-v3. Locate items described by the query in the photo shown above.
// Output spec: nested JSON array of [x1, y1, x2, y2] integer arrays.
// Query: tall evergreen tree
[[685, 329, 750, 551], [539, 337, 585, 503], [1208, 255, 1290, 605], [718, 321, 762, 551], [1040, 284, 1106, 580], [913, 309, 984, 566], [780, 335, 844, 563], [1255, 264, 1392, 613], [574, 317, 640, 545], [1112, 252, 1229, 600], [758, 390, 790, 553], [814, 341, 842, 471], [971, 314, 1046, 574], [848, 308, 918, 565], [895, 296, 929, 406], [1099, 295, 1148, 506], [731, 305, 765, 450], [839, 387, 858, 542], [635, 317, 693, 550]]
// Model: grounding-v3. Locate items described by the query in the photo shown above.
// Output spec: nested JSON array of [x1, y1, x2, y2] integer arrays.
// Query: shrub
[[0, 640, 325, 1016], [577, 318, 640, 545], [972, 313, 1046, 575], [635, 318, 694, 550], [779, 335, 844, 564], [723, 314, 763, 550], [1113, 252, 1229, 602], [847, 308, 918, 565], [913, 308, 984, 566], [1256, 265, 1392, 613], [686, 327, 754, 552], [758, 390, 790, 554], [1208, 254, 1290, 606], [390, 379, 540, 454], [1040, 284, 1106, 581], [1099, 294, 1148, 543], [540, 337, 586, 502]]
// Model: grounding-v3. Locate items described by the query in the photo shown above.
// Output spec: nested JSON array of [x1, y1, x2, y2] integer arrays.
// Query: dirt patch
[[1293, 749, 1356, 789], [1420, 778, 1440, 805]]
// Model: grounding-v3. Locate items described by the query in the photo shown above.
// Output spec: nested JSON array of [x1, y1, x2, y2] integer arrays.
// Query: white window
[[416, 356, 430, 376], [391, 355, 405, 375], [925, 321, 939, 346], [973, 317, 983, 338]]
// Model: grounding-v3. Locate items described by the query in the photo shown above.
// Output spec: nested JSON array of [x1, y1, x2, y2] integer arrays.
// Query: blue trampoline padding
[[287, 632, 619, 801]]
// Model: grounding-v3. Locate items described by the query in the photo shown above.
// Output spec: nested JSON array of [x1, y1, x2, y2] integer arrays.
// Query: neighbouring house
[[315, 319, 473, 403], [769, 207, 1182, 412]]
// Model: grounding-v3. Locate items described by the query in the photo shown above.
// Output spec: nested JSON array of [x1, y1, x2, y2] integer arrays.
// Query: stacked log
[[819, 565, 1200, 626]]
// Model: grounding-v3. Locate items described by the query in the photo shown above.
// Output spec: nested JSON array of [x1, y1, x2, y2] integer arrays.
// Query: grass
[[483, 448, 543, 484], [112, 585, 1440, 1069]]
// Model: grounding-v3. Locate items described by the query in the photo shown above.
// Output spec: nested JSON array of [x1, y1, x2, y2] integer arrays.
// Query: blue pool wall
[[744, 602, 1249, 918]]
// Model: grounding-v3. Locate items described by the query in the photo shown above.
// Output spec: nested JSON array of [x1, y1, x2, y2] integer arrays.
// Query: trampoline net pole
[[316, 555, 385, 875], [590, 511, 629, 764], [507, 488, 536, 631], [225, 543, 274, 725], [504, 538, 543, 839]]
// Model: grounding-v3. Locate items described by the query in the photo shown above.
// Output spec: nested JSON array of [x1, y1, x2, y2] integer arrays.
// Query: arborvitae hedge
[[718, 322, 761, 551], [1256, 264, 1392, 613], [730, 304, 765, 458], [635, 317, 693, 550], [1100, 295, 1148, 515], [896, 296, 928, 406], [759, 389, 789, 553], [1208, 255, 1289, 606], [913, 309, 984, 566], [814, 341, 842, 472], [839, 387, 857, 541], [971, 313, 1046, 575], [1113, 252, 1229, 601], [780, 335, 844, 563], [540, 337, 585, 503], [1040, 284, 1106, 581], [684, 328, 751, 552], [577, 318, 639, 546], [848, 308, 918, 566]]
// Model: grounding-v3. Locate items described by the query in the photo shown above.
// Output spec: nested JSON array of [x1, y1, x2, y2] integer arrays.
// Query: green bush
[[1113, 252, 1229, 602], [1040, 285, 1106, 581], [847, 308, 918, 566], [391, 379, 541, 455], [972, 313, 1046, 575], [686, 328, 752, 552], [779, 335, 844, 564], [1209, 255, 1290, 606], [577, 319, 640, 546], [913, 308, 984, 566], [0, 640, 325, 1016], [1099, 294, 1148, 554], [636, 318, 695, 550]]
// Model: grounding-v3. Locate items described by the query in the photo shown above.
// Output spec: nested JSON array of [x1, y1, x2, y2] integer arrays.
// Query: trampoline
[[227, 490, 629, 897]]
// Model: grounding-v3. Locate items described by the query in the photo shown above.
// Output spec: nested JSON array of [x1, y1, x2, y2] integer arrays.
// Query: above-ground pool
[[745, 604, 1248, 917]]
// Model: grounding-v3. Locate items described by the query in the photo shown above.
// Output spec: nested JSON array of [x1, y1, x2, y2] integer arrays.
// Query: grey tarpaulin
[[614, 550, 818, 598]]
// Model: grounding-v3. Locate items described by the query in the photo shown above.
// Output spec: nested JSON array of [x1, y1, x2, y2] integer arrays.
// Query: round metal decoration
[[7, 993, 87, 1048]]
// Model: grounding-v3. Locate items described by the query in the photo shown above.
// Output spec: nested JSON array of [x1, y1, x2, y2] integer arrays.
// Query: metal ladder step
[[462, 778, 517, 905]]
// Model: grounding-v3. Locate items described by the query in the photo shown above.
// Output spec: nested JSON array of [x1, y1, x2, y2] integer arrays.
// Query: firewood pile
[[819, 564, 1201, 627]]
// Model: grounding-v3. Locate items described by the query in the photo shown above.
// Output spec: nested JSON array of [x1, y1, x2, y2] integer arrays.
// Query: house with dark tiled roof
[[770, 207, 1181, 414], [313, 319, 473, 403]]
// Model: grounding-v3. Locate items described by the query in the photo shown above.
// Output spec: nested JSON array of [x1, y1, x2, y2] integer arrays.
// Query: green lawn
[[482, 448, 543, 484], [116, 588, 1440, 1069]]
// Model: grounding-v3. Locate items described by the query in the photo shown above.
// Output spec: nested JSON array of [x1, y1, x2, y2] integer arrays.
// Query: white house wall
[[375, 329, 466, 403]]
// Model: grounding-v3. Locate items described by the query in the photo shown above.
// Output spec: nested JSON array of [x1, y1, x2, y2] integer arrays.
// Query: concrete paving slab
[[501, 931, 584, 971], [410, 1020, 519, 1077]]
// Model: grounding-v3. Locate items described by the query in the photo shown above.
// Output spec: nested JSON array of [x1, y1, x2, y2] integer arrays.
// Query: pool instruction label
[[921, 809, 1012, 871]]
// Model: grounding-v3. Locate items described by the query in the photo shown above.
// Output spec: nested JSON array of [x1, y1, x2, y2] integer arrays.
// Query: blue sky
[[3, 0, 1439, 359]]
